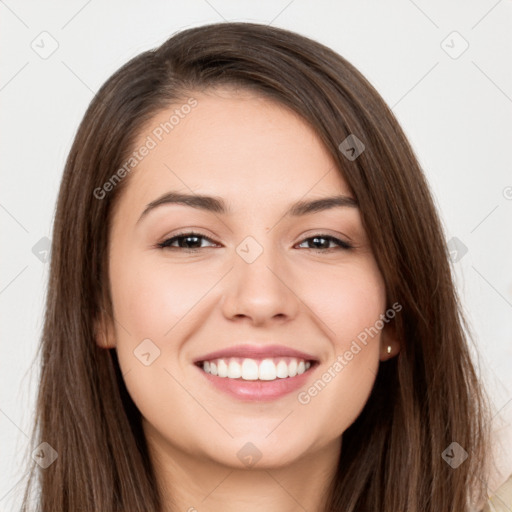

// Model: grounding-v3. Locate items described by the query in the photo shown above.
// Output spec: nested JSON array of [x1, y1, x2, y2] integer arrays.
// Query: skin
[[96, 87, 399, 512]]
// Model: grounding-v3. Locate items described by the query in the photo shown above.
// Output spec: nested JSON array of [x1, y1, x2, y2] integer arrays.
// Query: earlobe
[[94, 310, 116, 349], [379, 322, 400, 361]]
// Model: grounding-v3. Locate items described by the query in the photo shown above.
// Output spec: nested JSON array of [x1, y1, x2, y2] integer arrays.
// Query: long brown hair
[[21, 21, 493, 511]]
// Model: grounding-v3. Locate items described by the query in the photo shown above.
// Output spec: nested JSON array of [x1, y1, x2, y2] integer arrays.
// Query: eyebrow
[[137, 191, 358, 224]]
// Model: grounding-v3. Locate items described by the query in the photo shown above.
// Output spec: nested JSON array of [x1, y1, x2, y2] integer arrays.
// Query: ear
[[94, 307, 116, 349], [379, 320, 400, 361]]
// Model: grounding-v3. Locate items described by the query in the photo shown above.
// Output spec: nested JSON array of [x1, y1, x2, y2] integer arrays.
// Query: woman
[[21, 21, 499, 511]]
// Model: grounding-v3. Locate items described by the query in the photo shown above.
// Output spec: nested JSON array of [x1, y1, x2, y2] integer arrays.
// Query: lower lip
[[195, 363, 318, 401]]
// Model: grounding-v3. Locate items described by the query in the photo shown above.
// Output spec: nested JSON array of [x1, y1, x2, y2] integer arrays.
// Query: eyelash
[[157, 231, 353, 252]]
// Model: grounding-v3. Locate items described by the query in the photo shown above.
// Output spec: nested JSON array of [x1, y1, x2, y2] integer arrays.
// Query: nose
[[220, 240, 300, 326]]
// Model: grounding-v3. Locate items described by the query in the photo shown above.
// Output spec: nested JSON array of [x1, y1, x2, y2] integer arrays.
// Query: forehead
[[118, 89, 352, 216]]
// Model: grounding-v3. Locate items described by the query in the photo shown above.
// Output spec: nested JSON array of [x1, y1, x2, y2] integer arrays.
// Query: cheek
[[108, 255, 203, 433], [295, 269, 385, 440], [294, 260, 385, 425], [110, 256, 215, 339], [305, 260, 386, 347]]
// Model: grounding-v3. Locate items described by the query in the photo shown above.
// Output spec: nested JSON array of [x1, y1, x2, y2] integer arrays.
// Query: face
[[97, 87, 397, 470]]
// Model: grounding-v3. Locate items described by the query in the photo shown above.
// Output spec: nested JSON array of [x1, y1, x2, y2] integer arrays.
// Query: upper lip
[[193, 344, 319, 364]]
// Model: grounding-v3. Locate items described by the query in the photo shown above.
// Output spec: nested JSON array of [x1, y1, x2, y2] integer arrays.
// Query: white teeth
[[228, 360, 242, 378], [200, 357, 314, 381], [217, 359, 228, 377], [288, 359, 298, 377], [259, 358, 277, 380], [241, 359, 258, 380], [276, 360, 288, 378]]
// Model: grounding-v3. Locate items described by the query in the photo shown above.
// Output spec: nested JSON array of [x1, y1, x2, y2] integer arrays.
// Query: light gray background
[[1, 1, 511, 509]]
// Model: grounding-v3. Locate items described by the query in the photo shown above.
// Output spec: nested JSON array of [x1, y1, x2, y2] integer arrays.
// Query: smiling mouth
[[195, 356, 317, 381]]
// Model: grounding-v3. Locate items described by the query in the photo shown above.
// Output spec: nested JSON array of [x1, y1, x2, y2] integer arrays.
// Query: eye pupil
[[311, 236, 329, 249], [181, 235, 201, 248]]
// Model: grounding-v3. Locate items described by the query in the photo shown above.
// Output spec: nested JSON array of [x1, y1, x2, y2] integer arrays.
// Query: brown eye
[[297, 235, 353, 251], [158, 232, 217, 251]]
